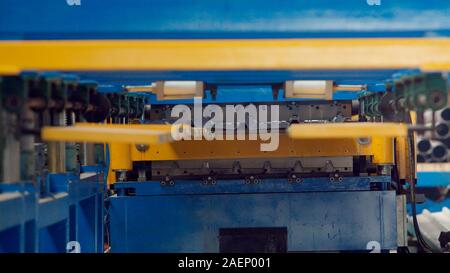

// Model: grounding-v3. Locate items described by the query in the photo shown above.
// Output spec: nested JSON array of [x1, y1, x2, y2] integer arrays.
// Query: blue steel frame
[[109, 177, 398, 252], [0, 171, 105, 253], [1, 0, 450, 40]]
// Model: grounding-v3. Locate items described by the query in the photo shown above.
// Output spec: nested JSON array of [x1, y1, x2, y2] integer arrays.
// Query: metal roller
[[284, 80, 333, 100], [431, 140, 448, 162]]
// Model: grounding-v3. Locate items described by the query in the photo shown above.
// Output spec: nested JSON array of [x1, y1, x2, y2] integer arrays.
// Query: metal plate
[[109, 190, 398, 252]]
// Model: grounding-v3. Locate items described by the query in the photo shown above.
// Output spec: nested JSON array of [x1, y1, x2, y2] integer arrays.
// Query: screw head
[[135, 144, 149, 152]]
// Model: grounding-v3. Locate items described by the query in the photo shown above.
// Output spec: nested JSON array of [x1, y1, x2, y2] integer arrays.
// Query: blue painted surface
[[1, 0, 450, 40], [417, 172, 450, 187], [109, 189, 397, 252], [0, 172, 105, 253], [114, 176, 392, 196]]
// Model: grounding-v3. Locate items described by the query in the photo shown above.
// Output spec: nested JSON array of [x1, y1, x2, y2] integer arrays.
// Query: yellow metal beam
[[41, 123, 176, 144], [287, 122, 408, 139], [0, 65, 19, 75], [0, 38, 449, 72], [130, 134, 394, 164]]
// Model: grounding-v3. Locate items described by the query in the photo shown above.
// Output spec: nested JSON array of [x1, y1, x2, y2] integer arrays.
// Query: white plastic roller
[[155, 81, 204, 100], [284, 80, 333, 100]]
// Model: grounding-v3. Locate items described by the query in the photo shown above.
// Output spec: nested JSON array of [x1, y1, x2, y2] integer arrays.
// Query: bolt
[[118, 170, 127, 182], [135, 144, 149, 152], [358, 137, 371, 145]]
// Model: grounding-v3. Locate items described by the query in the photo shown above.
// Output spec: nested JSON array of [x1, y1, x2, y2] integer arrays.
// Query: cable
[[406, 114, 441, 253]]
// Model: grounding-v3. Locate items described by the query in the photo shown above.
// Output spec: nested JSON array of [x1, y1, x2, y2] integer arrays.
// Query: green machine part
[[72, 81, 96, 115], [37, 73, 63, 112], [1, 75, 31, 114], [420, 73, 448, 111], [399, 72, 448, 112], [126, 94, 145, 119], [359, 91, 384, 119], [393, 78, 407, 112]]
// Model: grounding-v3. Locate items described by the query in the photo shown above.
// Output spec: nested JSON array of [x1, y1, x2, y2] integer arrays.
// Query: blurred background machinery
[[1, 0, 450, 253]]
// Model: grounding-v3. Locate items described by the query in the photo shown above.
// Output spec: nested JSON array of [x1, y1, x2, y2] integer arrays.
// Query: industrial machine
[[1, 0, 450, 253]]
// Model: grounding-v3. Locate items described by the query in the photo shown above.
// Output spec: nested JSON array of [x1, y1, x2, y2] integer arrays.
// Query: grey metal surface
[[151, 157, 353, 179], [148, 101, 352, 128]]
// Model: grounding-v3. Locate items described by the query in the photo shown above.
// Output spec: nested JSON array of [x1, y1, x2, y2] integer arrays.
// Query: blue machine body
[[109, 177, 397, 252], [0, 172, 105, 253]]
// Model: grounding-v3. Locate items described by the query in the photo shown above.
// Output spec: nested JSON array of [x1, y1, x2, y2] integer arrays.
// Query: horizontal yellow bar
[[41, 123, 177, 144], [0, 65, 19, 75], [124, 85, 154, 92], [287, 122, 407, 139], [0, 38, 449, 72], [131, 134, 394, 164], [73, 122, 179, 131]]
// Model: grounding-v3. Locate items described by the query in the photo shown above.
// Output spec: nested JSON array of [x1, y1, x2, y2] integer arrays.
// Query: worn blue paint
[[109, 190, 397, 252], [114, 176, 392, 196], [1, 0, 450, 40]]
